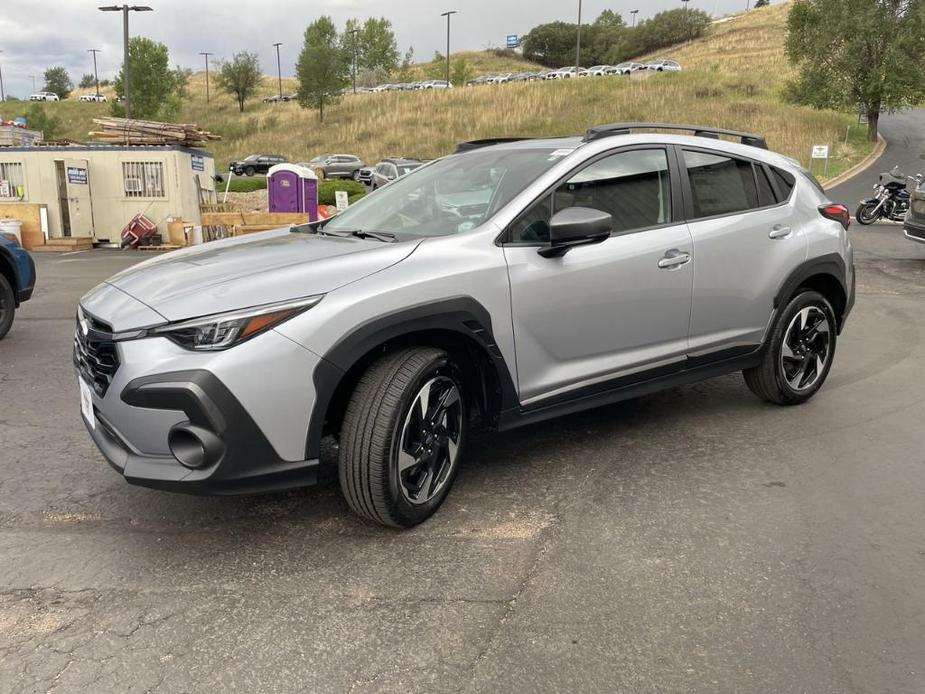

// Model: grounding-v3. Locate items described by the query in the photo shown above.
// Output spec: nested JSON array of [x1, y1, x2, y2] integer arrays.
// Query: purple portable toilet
[[267, 163, 319, 221]]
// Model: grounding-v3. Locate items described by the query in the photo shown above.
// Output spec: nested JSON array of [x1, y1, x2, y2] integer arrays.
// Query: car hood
[[103, 228, 420, 323]]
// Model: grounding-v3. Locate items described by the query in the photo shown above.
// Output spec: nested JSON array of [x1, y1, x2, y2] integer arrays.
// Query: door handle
[[658, 249, 691, 269], [769, 225, 792, 239]]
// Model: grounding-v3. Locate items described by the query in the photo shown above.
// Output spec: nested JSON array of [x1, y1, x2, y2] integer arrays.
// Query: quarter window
[[122, 161, 165, 198], [756, 165, 777, 207], [772, 167, 797, 200], [684, 150, 758, 218]]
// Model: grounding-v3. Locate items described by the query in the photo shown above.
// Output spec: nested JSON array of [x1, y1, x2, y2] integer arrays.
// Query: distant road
[[828, 108, 925, 204]]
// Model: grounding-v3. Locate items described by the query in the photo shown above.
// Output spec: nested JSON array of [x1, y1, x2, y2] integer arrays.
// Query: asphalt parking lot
[[2, 122, 925, 694]]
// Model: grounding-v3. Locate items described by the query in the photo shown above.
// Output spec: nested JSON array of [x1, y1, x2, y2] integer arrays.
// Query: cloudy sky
[[6, 0, 757, 96]]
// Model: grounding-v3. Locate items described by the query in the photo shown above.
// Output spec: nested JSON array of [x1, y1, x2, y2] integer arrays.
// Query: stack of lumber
[[89, 118, 221, 147]]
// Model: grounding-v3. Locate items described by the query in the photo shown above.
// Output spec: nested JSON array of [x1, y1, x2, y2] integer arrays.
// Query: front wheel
[[339, 347, 467, 528], [743, 290, 837, 406], [351, 170, 360, 181], [855, 202, 881, 225], [244, 166, 255, 177], [0, 272, 15, 340]]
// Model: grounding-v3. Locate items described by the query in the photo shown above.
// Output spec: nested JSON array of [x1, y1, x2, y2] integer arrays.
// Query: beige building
[[0, 144, 216, 242]]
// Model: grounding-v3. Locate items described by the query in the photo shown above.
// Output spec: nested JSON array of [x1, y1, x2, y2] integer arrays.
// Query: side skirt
[[498, 348, 764, 431]]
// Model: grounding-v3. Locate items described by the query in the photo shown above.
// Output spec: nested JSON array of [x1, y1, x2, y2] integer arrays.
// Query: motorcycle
[[855, 165, 923, 225]]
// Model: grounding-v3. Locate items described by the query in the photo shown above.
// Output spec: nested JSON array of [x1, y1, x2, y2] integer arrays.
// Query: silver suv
[[76, 123, 854, 528]]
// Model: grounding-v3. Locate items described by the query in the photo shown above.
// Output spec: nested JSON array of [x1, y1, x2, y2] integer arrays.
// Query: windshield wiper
[[319, 228, 396, 242]]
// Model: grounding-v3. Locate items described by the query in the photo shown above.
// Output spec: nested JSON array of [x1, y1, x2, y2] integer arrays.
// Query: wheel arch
[[774, 254, 849, 331], [305, 298, 518, 460], [0, 247, 19, 307]]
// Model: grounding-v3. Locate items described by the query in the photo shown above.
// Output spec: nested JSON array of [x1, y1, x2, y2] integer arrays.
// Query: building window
[[122, 161, 166, 198], [0, 162, 25, 199]]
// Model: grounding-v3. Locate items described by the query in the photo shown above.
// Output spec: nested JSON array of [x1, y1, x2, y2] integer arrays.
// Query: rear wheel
[[0, 273, 15, 340], [743, 290, 836, 405], [244, 166, 255, 177], [339, 347, 467, 528], [855, 202, 880, 225]]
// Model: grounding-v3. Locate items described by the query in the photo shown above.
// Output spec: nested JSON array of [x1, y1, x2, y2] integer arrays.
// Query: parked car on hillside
[[78, 94, 107, 102], [309, 154, 366, 180], [420, 80, 452, 89], [612, 61, 647, 75], [356, 167, 374, 186], [645, 59, 682, 72], [466, 75, 491, 87], [29, 92, 59, 102], [75, 121, 855, 528], [587, 65, 611, 76], [229, 154, 287, 176], [370, 157, 423, 189], [0, 231, 35, 340]]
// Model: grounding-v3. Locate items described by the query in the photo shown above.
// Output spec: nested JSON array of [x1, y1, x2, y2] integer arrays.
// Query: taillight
[[819, 204, 850, 231]]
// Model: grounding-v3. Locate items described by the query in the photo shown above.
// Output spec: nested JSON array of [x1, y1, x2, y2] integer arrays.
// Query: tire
[[244, 166, 255, 177], [855, 202, 880, 225], [352, 170, 360, 181], [743, 290, 837, 406], [338, 347, 467, 528], [0, 272, 15, 341]]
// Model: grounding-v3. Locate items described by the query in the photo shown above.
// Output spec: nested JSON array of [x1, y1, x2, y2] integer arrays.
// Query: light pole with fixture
[[347, 28, 359, 95], [440, 11, 457, 86], [273, 42, 283, 99], [88, 49, 102, 98], [576, 0, 583, 69], [199, 51, 212, 102], [98, 4, 154, 119], [630, 9, 639, 28]]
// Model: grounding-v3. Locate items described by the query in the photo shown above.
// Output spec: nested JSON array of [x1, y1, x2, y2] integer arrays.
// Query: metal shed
[[0, 143, 216, 243]]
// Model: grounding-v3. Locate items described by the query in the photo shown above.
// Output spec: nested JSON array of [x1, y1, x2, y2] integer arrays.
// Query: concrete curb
[[824, 133, 887, 191]]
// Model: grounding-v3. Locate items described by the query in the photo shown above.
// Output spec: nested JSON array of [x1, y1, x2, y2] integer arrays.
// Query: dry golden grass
[[8, 2, 872, 181]]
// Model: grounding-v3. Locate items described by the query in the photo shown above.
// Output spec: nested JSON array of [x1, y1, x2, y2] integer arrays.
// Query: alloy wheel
[[780, 306, 832, 391], [396, 376, 462, 505]]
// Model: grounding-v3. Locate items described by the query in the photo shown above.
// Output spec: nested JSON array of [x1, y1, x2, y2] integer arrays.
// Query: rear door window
[[683, 150, 759, 219]]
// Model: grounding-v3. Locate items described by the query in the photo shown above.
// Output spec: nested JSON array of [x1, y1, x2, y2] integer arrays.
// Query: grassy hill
[[3, 4, 871, 181]]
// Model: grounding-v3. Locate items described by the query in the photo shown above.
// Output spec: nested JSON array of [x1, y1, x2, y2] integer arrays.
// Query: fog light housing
[[168, 423, 225, 469]]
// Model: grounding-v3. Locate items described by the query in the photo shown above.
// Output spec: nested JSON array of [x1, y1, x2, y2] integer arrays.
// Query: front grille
[[73, 311, 121, 396], [907, 224, 925, 241]]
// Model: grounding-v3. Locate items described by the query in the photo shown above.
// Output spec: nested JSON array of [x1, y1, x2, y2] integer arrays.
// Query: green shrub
[[224, 176, 267, 193], [319, 179, 366, 205]]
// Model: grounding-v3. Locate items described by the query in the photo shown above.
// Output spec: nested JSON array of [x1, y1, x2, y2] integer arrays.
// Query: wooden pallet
[[137, 244, 183, 252]]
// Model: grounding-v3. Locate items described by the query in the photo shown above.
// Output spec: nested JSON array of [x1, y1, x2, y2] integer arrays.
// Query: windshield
[[397, 163, 421, 176], [323, 147, 565, 238]]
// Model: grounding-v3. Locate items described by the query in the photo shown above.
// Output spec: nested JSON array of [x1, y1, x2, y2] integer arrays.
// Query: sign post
[[811, 144, 830, 178]]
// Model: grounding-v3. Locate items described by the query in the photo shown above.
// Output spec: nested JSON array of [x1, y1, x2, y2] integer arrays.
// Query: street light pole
[[0, 51, 5, 103], [29, 76, 35, 94], [575, 0, 582, 69], [440, 10, 457, 86], [88, 49, 102, 97], [273, 42, 283, 99], [630, 9, 639, 28], [98, 5, 154, 119], [348, 28, 358, 95], [199, 51, 212, 102]]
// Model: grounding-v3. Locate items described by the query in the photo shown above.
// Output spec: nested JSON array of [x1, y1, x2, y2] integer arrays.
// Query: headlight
[[150, 295, 323, 351]]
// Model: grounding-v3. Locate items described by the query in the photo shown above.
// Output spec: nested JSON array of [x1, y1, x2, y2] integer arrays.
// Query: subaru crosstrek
[[0, 231, 36, 340], [76, 123, 855, 527]]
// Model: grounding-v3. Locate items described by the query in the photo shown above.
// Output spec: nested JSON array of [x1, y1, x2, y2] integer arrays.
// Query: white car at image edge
[[29, 92, 60, 101]]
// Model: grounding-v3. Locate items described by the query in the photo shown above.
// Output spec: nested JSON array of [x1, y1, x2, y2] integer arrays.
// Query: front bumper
[[904, 219, 925, 244], [76, 306, 329, 495], [82, 368, 320, 495]]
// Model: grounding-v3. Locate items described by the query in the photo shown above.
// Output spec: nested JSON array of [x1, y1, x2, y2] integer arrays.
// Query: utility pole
[[199, 51, 212, 102], [273, 42, 283, 99], [440, 10, 457, 86], [575, 0, 582, 69], [630, 9, 639, 28], [29, 75, 35, 94], [681, 0, 692, 42], [348, 28, 359, 94], [0, 51, 5, 102], [88, 49, 102, 97], [98, 5, 154, 119]]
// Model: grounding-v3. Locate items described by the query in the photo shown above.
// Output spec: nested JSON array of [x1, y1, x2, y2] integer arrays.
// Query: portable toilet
[[267, 163, 319, 221]]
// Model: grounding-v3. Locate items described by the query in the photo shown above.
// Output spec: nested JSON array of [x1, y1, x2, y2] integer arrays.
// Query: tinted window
[[772, 167, 796, 200], [685, 150, 758, 218], [508, 149, 672, 243], [756, 165, 776, 207]]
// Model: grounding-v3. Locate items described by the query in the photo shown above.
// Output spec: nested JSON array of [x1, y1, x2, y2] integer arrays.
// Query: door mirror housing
[[538, 206, 613, 258]]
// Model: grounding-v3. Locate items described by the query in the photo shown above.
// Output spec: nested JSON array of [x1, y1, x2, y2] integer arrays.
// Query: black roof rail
[[582, 122, 768, 150], [454, 137, 531, 153]]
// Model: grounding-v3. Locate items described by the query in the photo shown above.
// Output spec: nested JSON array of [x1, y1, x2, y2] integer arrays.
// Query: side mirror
[[538, 207, 612, 258]]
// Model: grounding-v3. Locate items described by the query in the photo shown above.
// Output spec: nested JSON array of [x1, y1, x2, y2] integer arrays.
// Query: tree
[[43, 66, 72, 99], [450, 57, 473, 86], [427, 51, 447, 79], [296, 16, 349, 123], [343, 17, 400, 74], [24, 103, 62, 140], [78, 73, 96, 89], [786, 0, 925, 141], [216, 52, 262, 112], [522, 22, 581, 67], [395, 47, 415, 82], [754, 0, 771, 6], [173, 66, 193, 98], [112, 37, 179, 120]]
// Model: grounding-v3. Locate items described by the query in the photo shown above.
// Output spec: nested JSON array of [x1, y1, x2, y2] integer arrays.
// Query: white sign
[[811, 145, 830, 159], [334, 190, 349, 211]]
